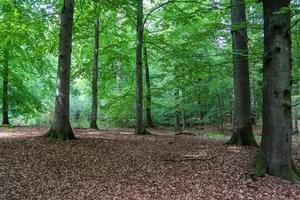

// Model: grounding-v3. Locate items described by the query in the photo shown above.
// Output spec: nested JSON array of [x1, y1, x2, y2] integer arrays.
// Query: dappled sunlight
[[0, 127, 45, 139]]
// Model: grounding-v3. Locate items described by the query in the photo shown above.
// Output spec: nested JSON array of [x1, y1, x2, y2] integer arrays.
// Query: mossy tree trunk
[[226, 0, 257, 146], [252, 0, 300, 183], [2, 48, 9, 126], [90, 14, 100, 129], [46, 0, 75, 140]]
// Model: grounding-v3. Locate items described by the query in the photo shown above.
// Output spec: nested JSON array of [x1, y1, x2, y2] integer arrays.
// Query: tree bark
[[90, 17, 100, 129], [135, 0, 145, 134], [252, 0, 300, 183], [144, 46, 153, 128], [174, 88, 181, 132], [2, 48, 9, 126], [226, 0, 257, 146], [46, 0, 75, 140], [217, 93, 224, 134]]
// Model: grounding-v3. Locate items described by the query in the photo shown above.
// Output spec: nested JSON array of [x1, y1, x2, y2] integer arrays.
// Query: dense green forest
[[1, 0, 300, 198]]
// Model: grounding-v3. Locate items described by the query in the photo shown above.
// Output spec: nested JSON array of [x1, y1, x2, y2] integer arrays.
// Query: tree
[[46, 0, 75, 140], [135, 0, 144, 134], [144, 46, 153, 128], [226, 0, 257, 146], [252, 0, 300, 183], [2, 47, 9, 125], [90, 6, 100, 129]]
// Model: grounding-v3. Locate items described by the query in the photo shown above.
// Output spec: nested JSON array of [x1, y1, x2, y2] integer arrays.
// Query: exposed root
[[45, 127, 76, 141]]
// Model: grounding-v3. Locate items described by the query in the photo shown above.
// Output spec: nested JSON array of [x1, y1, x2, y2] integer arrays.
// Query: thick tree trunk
[[135, 0, 145, 134], [2, 48, 9, 126], [144, 46, 153, 128], [46, 0, 75, 140], [90, 17, 100, 129], [252, 0, 300, 183], [226, 0, 257, 146]]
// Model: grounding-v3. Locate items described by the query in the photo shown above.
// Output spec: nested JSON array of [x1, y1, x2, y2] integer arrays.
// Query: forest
[[1, 0, 300, 199]]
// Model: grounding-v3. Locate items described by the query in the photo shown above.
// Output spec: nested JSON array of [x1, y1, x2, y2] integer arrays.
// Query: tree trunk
[[2, 48, 9, 126], [135, 0, 144, 134], [174, 88, 181, 132], [144, 46, 153, 128], [46, 0, 75, 140], [252, 0, 300, 183], [217, 93, 224, 134], [226, 0, 257, 146], [90, 17, 100, 129]]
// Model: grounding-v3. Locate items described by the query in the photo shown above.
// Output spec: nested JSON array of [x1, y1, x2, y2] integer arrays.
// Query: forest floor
[[0, 126, 300, 199]]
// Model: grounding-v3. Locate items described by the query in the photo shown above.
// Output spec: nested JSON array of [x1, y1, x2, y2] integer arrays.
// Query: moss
[[251, 154, 300, 184], [226, 133, 258, 147], [251, 153, 267, 181], [285, 163, 300, 184], [45, 128, 75, 141], [203, 131, 224, 139]]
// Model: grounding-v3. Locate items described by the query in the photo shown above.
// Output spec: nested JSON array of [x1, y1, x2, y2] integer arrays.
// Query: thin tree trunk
[[182, 109, 185, 130], [90, 17, 100, 129], [226, 0, 257, 146], [144, 46, 153, 128], [252, 0, 300, 183], [135, 0, 144, 134], [2, 48, 9, 125], [46, 0, 75, 140], [217, 93, 224, 134], [175, 88, 181, 132]]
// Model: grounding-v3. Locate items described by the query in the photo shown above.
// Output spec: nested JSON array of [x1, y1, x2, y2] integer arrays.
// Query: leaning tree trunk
[[46, 0, 75, 140], [226, 0, 257, 146], [135, 0, 144, 134], [144, 46, 153, 128], [2, 48, 9, 126], [252, 0, 300, 183], [90, 17, 100, 129]]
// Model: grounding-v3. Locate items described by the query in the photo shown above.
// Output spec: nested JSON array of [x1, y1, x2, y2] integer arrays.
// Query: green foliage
[[0, 0, 299, 128]]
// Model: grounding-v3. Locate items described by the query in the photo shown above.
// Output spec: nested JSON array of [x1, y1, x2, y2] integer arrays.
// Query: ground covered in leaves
[[0, 127, 300, 199]]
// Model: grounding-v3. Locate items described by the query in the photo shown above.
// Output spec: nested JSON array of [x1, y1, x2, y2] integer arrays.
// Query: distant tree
[[226, 0, 257, 146], [252, 0, 300, 183], [144, 46, 153, 128], [2, 47, 9, 125], [46, 0, 75, 140]]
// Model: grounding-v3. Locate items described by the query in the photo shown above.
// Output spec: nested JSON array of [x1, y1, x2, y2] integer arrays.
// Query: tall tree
[[226, 0, 257, 146], [2, 47, 9, 125], [90, 12, 100, 129], [46, 0, 75, 140], [135, 0, 144, 134], [144, 46, 153, 128], [252, 0, 300, 183]]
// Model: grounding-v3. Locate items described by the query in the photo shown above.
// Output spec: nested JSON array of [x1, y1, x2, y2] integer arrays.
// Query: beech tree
[[252, 0, 300, 183], [2, 47, 9, 125], [90, 5, 100, 129], [135, 0, 144, 134], [46, 0, 75, 140], [144, 46, 153, 128], [226, 0, 257, 146]]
